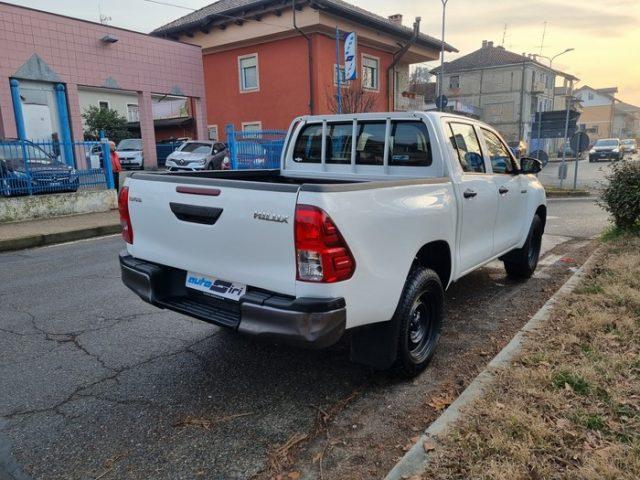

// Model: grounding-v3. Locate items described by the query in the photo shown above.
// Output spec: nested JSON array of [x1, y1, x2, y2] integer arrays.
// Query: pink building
[[0, 2, 207, 167]]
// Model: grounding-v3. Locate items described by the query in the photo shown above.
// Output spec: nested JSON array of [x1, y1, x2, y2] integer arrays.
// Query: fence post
[[101, 137, 114, 189], [20, 140, 33, 195], [226, 123, 238, 170], [54, 84, 75, 167]]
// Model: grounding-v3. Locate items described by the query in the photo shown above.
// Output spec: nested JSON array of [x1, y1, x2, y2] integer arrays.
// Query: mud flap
[[350, 319, 400, 370]]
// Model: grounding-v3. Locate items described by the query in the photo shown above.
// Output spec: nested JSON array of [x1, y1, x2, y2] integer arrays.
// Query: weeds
[[422, 236, 640, 480]]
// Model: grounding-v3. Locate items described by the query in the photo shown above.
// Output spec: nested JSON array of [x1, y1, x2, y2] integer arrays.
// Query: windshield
[[621, 139, 635, 145], [594, 139, 619, 147], [117, 139, 143, 151], [0, 143, 53, 164], [179, 142, 211, 154]]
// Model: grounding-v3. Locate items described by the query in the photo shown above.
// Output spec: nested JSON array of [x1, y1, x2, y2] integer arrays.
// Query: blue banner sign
[[344, 32, 357, 81]]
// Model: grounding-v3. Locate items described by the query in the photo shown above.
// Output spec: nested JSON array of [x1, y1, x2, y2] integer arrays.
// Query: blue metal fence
[[226, 125, 287, 170], [156, 141, 184, 168], [0, 139, 111, 197]]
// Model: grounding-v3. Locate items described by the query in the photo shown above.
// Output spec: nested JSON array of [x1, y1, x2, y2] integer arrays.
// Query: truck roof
[[293, 111, 476, 123]]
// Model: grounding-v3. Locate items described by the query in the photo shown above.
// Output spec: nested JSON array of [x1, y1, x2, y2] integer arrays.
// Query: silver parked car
[[116, 139, 144, 170], [165, 141, 230, 171]]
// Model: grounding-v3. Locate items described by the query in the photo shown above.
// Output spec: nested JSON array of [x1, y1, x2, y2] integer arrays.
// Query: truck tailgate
[[126, 177, 299, 296]]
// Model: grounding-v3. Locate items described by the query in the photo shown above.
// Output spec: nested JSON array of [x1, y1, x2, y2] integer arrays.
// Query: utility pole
[[437, 0, 448, 111]]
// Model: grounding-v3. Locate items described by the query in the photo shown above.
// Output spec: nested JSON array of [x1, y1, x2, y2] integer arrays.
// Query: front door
[[480, 127, 527, 255], [447, 122, 499, 275]]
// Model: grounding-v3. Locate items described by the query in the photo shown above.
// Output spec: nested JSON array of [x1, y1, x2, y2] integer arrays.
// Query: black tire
[[391, 267, 444, 377], [503, 214, 544, 279]]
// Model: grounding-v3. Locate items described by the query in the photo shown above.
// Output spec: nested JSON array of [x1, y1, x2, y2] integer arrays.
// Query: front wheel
[[503, 214, 544, 279], [392, 267, 444, 377]]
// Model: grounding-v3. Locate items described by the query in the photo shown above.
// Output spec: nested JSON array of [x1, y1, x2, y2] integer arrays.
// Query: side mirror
[[520, 157, 542, 174]]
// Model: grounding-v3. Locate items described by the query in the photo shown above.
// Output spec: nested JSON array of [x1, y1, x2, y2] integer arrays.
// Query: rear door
[[479, 127, 527, 255], [447, 121, 498, 274], [126, 176, 299, 296]]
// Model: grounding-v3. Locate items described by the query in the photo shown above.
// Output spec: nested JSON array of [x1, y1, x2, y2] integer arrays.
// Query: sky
[[5, 0, 640, 104]]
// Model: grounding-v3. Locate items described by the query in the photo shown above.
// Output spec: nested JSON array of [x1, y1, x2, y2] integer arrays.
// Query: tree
[[409, 65, 431, 88], [327, 84, 377, 114], [82, 105, 130, 143]]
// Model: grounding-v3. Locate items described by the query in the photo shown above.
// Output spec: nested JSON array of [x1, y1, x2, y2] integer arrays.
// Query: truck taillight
[[118, 186, 133, 244], [294, 205, 355, 283]]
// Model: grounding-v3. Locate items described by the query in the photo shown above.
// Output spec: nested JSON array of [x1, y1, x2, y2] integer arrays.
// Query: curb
[[545, 190, 591, 198], [384, 246, 602, 480], [0, 224, 120, 252]]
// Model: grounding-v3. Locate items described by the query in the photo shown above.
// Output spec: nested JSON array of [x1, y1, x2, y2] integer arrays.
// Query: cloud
[[441, 0, 638, 37]]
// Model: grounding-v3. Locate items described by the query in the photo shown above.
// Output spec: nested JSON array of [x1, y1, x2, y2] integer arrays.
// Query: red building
[[153, 0, 455, 138]]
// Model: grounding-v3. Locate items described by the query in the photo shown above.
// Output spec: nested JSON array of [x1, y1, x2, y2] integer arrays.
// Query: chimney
[[482, 40, 488, 48], [487, 41, 494, 48], [388, 14, 403, 25]]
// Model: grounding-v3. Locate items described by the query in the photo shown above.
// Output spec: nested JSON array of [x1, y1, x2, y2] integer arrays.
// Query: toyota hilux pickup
[[119, 112, 546, 377]]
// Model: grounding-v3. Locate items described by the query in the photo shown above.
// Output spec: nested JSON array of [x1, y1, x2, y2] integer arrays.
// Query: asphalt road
[[0, 199, 609, 480], [537, 152, 639, 190]]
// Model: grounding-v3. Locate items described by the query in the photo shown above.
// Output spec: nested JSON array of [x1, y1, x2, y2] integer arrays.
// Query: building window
[[99, 101, 109, 110], [238, 54, 259, 92], [208, 125, 218, 141], [126, 104, 139, 122], [362, 55, 379, 90], [588, 92, 594, 100], [449, 75, 460, 89], [242, 121, 262, 138]]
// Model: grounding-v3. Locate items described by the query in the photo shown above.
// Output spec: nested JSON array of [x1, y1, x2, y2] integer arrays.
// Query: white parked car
[[165, 141, 230, 171], [118, 112, 546, 377], [116, 138, 144, 170]]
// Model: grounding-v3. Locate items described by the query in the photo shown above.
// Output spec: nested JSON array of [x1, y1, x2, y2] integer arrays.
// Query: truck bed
[[130, 169, 449, 193]]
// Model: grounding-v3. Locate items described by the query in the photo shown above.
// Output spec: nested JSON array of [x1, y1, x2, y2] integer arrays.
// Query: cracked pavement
[[0, 199, 609, 479]]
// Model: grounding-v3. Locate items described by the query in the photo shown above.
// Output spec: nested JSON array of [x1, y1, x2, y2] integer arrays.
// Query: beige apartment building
[[431, 40, 577, 144], [573, 86, 640, 141]]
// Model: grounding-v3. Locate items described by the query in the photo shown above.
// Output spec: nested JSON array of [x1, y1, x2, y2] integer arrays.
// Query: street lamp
[[535, 47, 575, 69], [437, 0, 449, 111]]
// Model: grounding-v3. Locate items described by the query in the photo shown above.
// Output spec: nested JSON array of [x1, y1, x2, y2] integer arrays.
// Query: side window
[[292, 123, 352, 164], [293, 124, 322, 163], [448, 123, 485, 173], [390, 122, 432, 166], [356, 122, 387, 165], [481, 128, 516, 174]]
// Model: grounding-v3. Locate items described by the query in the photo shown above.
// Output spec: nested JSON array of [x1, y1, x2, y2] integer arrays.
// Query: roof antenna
[[98, 2, 111, 25], [538, 21, 547, 55], [501, 24, 507, 47]]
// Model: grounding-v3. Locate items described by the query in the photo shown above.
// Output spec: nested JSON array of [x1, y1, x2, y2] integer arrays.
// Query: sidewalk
[[0, 210, 120, 252]]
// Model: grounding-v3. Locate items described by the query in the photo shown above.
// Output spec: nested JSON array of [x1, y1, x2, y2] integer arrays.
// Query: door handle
[[170, 202, 223, 225], [498, 186, 509, 195], [463, 189, 477, 198]]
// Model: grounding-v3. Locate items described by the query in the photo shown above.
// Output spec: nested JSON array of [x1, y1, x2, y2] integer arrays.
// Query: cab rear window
[[292, 120, 432, 166]]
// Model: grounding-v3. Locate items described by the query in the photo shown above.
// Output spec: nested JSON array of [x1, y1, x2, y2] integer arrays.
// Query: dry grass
[[422, 236, 640, 480]]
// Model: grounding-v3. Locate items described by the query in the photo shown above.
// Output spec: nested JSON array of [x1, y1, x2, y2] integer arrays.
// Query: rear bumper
[[119, 253, 346, 349], [589, 151, 621, 160]]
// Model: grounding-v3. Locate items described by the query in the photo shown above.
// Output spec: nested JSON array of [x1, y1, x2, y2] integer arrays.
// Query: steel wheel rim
[[407, 291, 437, 362]]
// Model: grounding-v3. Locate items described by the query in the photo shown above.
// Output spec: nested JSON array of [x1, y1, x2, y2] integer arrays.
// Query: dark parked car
[[557, 141, 575, 158], [0, 139, 79, 196], [589, 138, 624, 162]]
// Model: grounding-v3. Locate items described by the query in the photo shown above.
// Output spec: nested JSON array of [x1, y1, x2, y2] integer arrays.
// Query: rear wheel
[[503, 215, 543, 279], [392, 267, 444, 377]]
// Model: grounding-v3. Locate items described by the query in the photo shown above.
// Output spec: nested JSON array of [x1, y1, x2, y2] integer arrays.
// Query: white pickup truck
[[119, 112, 546, 376]]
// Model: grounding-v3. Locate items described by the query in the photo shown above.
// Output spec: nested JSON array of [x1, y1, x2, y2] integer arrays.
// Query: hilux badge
[[253, 211, 289, 223]]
